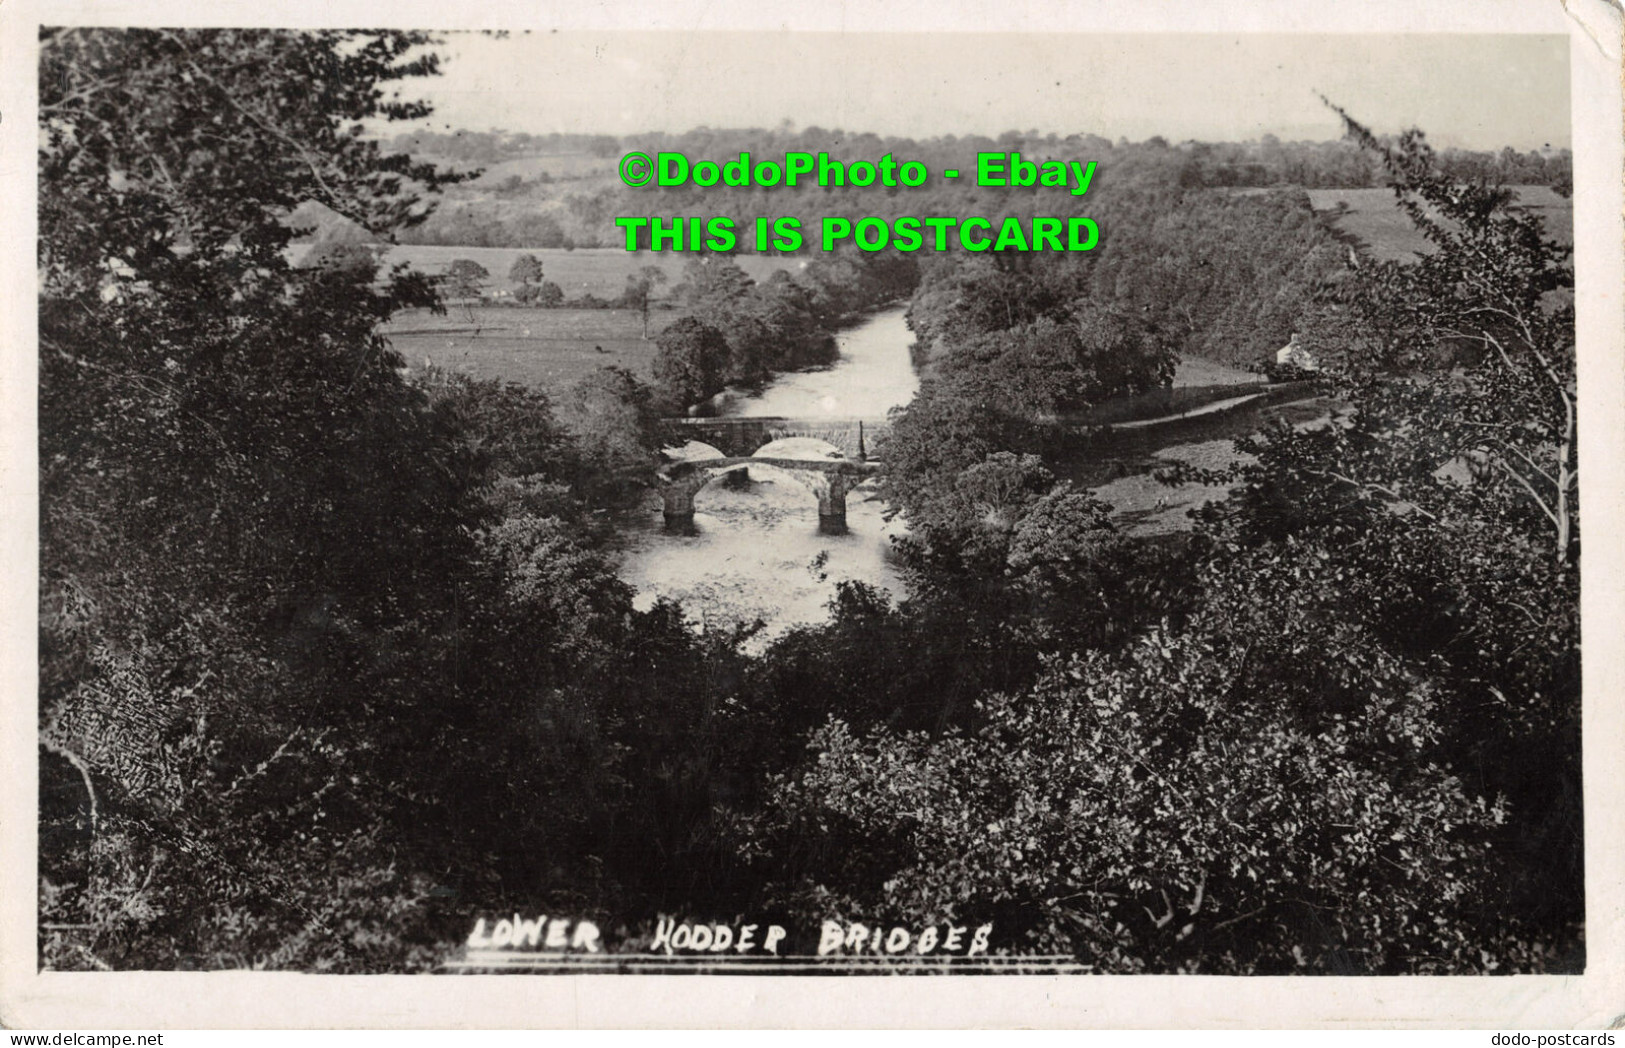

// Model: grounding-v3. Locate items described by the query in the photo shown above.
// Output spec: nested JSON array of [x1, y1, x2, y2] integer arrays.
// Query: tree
[[1329, 106, 1577, 564], [622, 265, 668, 338], [734, 111, 1582, 975], [745, 543, 1517, 973], [444, 257, 490, 299], [1246, 109, 1578, 936], [509, 213, 567, 249], [38, 28, 483, 970], [882, 298, 1174, 570], [911, 255, 1063, 349], [297, 239, 382, 278], [555, 366, 661, 511], [877, 387, 1043, 561], [508, 252, 544, 301], [935, 310, 1175, 419], [719, 311, 777, 389], [748, 270, 829, 369], [908, 451, 1056, 571], [651, 316, 730, 412], [676, 255, 755, 323], [535, 280, 565, 308], [1146, 108, 1583, 966]]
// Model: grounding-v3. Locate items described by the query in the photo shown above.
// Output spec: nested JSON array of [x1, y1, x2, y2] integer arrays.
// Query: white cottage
[[1275, 333, 1319, 372]]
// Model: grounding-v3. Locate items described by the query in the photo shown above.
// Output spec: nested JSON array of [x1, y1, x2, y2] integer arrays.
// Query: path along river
[[613, 308, 918, 646]]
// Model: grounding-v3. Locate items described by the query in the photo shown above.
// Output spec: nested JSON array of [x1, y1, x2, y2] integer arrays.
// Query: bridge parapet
[[660, 417, 891, 460]]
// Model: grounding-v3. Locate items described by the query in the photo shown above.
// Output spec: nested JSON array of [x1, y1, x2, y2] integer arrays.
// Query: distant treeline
[[385, 125, 1569, 253], [384, 129, 623, 161], [388, 126, 1571, 189]]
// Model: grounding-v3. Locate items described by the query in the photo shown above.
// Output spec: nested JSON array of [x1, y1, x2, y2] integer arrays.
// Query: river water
[[723, 307, 921, 419], [613, 308, 919, 646]]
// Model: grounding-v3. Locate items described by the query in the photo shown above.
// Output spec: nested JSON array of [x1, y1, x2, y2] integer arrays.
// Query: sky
[[395, 32, 1572, 151]]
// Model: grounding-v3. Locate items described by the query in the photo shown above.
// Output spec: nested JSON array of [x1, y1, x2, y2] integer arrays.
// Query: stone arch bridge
[[656, 418, 890, 535]]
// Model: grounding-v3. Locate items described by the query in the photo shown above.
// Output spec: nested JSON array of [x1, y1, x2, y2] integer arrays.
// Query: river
[[722, 307, 921, 419], [613, 308, 919, 647]]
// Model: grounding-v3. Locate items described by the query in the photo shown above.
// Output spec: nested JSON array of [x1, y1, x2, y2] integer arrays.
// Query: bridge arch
[[752, 436, 846, 461], [665, 440, 727, 463]]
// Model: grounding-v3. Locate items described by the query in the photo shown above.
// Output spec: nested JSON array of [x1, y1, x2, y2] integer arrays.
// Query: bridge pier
[[661, 487, 697, 534], [817, 501, 846, 535], [816, 474, 851, 535]]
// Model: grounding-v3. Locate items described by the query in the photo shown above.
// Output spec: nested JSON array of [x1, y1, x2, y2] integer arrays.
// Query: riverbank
[[610, 304, 1330, 636], [612, 306, 921, 645]]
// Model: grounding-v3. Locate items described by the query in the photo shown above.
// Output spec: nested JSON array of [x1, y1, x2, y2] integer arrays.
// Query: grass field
[[1091, 439, 1251, 536], [1308, 185, 1572, 262], [1171, 355, 1265, 387], [382, 306, 677, 391], [375, 244, 810, 395], [376, 245, 808, 301], [372, 248, 812, 395], [1082, 397, 1333, 535]]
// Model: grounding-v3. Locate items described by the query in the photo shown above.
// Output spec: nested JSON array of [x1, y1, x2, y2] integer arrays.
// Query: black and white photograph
[[3, 0, 1622, 1029]]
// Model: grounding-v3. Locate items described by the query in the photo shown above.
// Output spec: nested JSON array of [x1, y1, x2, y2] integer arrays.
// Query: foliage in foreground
[[736, 112, 1581, 973], [36, 28, 727, 971], [36, 29, 1581, 975]]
